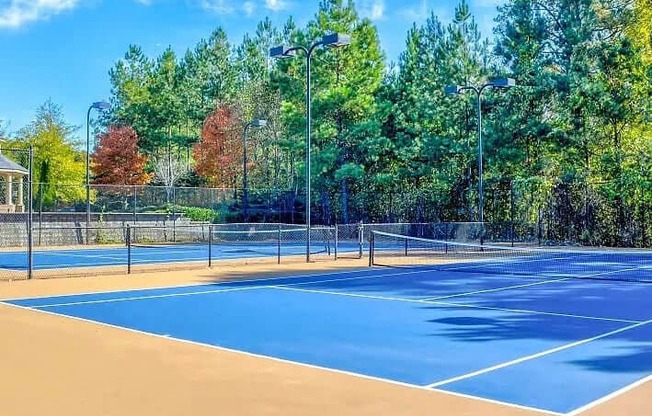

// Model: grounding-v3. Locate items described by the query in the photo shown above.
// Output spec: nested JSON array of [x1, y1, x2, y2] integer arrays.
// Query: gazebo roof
[[0, 153, 28, 176]]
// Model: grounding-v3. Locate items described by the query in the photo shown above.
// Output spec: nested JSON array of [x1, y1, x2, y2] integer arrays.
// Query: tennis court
[[0, 242, 339, 271], [3, 233, 651, 415], [0, 227, 360, 273]]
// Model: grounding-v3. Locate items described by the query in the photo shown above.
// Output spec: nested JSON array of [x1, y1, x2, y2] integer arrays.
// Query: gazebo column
[[17, 176, 24, 212], [4, 174, 12, 208]]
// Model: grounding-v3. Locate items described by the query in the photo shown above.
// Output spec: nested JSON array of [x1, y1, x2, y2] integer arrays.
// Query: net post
[[208, 224, 213, 268], [277, 223, 281, 264], [404, 237, 408, 256], [27, 145, 34, 280], [126, 224, 132, 274], [368, 231, 374, 267], [172, 187, 177, 242]]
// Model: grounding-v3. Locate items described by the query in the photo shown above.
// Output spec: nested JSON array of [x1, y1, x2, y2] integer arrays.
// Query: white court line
[[420, 278, 570, 301], [271, 286, 640, 324], [32, 286, 268, 308], [582, 266, 651, 280], [430, 299, 642, 324], [39, 251, 127, 261], [425, 319, 652, 389], [0, 267, 24, 272], [0, 267, 383, 302], [440, 254, 581, 273], [0, 301, 561, 416], [566, 374, 652, 415], [19, 268, 441, 308]]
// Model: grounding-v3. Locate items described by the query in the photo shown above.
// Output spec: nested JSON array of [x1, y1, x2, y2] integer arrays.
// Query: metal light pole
[[86, 101, 110, 244], [242, 119, 267, 222], [445, 78, 516, 244], [270, 33, 351, 262]]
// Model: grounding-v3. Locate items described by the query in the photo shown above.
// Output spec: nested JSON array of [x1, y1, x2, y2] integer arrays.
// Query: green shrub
[[179, 206, 218, 223]]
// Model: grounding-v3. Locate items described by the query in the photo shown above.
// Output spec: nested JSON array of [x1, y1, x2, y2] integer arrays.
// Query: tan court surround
[[0, 259, 650, 416]]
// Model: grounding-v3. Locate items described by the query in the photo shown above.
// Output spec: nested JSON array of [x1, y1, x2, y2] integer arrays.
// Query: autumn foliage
[[91, 125, 153, 185], [194, 105, 241, 187]]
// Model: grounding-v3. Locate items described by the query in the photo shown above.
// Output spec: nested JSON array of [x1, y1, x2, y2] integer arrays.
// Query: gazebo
[[0, 152, 28, 213]]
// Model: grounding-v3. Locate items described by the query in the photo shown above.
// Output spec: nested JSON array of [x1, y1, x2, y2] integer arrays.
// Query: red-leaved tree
[[194, 105, 241, 187], [91, 125, 152, 185]]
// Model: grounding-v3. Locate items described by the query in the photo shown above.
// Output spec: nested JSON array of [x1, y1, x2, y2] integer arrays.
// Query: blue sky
[[0, 0, 502, 141]]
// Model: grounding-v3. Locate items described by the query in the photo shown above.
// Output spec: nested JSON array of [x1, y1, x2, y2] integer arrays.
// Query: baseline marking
[[425, 319, 652, 388], [0, 267, 386, 301], [2, 267, 436, 303], [21, 268, 442, 308], [32, 286, 267, 308]]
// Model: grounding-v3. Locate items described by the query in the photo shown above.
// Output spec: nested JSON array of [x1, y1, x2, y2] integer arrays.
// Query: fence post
[[208, 224, 213, 268], [510, 180, 515, 247], [368, 231, 374, 267], [358, 221, 364, 259], [126, 224, 132, 274], [277, 223, 281, 265], [172, 187, 177, 242], [133, 185, 137, 224], [334, 225, 338, 260]]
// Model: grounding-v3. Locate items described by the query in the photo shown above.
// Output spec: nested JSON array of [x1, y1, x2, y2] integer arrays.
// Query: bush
[[179, 206, 219, 222]]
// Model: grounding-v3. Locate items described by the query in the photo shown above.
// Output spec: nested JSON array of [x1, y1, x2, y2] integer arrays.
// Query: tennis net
[[128, 224, 336, 256], [369, 231, 652, 283]]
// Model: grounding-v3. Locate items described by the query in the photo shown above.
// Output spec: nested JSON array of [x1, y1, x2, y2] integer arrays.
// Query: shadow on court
[[570, 346, 652, 373]]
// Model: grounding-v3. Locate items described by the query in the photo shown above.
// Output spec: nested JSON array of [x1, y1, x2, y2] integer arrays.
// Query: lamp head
[[92, 101, 111, 110], [444, 85, 462, 95], [269, 45, 296, 58], [322, 33, 351, 48], [490, 78, 516, 88], [252, 119, 267, 128]]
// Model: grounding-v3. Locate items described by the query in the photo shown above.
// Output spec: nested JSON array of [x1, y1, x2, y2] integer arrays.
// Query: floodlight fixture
[[322, 33, 351, 48], [490, 77, 517, 88], [251, 119, 267, 128], [92, 101, 111, 110], [269, 45, 296, 58]]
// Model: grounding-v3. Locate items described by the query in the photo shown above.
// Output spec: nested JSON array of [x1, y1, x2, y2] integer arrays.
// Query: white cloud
[[199, 0, 235, 14], [134, 0, 152, 5], [399, 0, 428, 23], [242, 1, 255, 16], [199, 0, 289, 15], [264, 0, 289, 12], [472, 0, 504, 7], [360, 0, 384, 21], [0, 0, 79, 28]]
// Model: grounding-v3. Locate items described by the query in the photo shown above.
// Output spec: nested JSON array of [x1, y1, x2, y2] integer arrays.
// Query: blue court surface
[[0, 241, 355, 271], [4, 267, 652, 414]]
